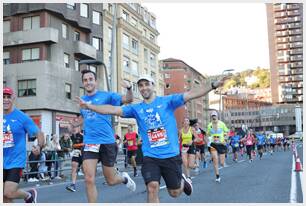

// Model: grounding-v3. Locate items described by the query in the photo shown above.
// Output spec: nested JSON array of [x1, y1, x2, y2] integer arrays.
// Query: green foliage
[[224, 67, 270, 90]]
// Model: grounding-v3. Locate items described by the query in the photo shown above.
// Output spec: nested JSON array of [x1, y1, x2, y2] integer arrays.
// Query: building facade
[[3, 3, 105, 137], [266, 3, 303, 104], [102, 3, 162, 138], [160, 58, 209, 130]]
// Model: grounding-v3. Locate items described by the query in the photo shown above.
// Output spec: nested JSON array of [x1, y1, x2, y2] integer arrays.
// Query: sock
[[25, 192, 32, 200], [123, 177, 128, 184], [216, 174, 220, 179]]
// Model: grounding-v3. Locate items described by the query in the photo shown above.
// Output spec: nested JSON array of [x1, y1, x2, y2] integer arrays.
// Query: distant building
[[266, 3, 303, 104], [160, 58, 210, 129]]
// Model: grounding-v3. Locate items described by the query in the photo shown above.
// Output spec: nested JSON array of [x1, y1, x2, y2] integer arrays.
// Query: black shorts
[[195, 145, 205, 154], [72, 155, 83, 166], [83, 143, 117, 167], [141, 155, 182, 190], [270, 144, 276, 148], [209, 143, 227, 154], [3, 168, 23, 183], [127, 150, 137, 158], [257, 145, 264, 151], [246, 145, 253, 155], [232, 146, 239, 153], [182, 144, 196, 154]]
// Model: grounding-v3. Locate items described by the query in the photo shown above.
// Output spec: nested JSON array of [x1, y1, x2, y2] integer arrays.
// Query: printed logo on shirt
[[3, 124, 15, 148]]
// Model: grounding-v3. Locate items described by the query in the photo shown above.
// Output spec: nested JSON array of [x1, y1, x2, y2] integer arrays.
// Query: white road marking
[[290, 155, 297, 203]]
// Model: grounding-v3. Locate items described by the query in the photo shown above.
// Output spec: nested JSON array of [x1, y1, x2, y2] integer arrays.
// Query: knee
[[4, 189, 15, 199], [168, 189, 180, 197], [84, 174, 95, 185], [147, 182, 159, 194]]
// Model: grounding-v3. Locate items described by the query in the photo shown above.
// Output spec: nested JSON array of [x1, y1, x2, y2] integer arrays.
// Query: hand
[[212, 74, 233, 89], [75, 96, 88, 109], [121, 80, 132, 89]]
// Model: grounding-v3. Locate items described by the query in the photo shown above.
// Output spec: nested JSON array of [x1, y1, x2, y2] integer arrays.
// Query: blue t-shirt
[[80, 91, 122, 144], [269, 137, 276, 144], [122, 94, 185, 159], [230, 135, 240, 148], [257, 134, 265, 145], [3, 108, 39, 169]]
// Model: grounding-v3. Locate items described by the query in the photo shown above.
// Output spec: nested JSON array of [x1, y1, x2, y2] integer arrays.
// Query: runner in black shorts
[[66, 125, 84, 192]]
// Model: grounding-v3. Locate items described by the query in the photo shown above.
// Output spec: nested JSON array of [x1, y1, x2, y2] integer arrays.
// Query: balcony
[[289, 29, 302, 35], [290, 55, 303, 61], [276, 31, 288, 37], [275, 24, 287, 31], [287, 10, 300, 17], [290, 42, 302, 48], [289, 36, 302, 42], [287, 4, 300, 10], [3, 27, 58, 47], [73, 41, 97, 59]]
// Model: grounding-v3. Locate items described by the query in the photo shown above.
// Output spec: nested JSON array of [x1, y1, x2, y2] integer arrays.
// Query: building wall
[[266, 3, 303, 104]]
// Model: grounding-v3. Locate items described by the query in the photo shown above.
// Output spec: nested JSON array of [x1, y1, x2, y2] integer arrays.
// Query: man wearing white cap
[[76, 74, 229, 202], [207, 110, 229, 183]]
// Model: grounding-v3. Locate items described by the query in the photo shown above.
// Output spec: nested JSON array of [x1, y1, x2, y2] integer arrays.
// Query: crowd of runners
[[3, 69, 292, 203]]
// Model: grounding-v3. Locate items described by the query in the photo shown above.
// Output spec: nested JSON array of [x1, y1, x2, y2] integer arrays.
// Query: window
[[144, 48, 148, 63], [151, 71, 156, 80], [18, 79, 36, 97], [123, 33, 129, 49], [143, 29, 147, 38], [22, 48, 40, 62], [131, 39, 138, 54], [150, 52, 156, 67], [92, 11, 101, 25], [66, 3, 75, 9], [122, 10, 129, 21], [131, 60, 138, 75], [80, 3, 89, 18], [131, 17, 137, 27], [108, 50, 111, 68], [74, 31, 80, 41], [65, 83, 72, 99], [123, 56, 130, 71], [150, 34, 155, 42], [23, 16, 40, 30], [3, 52, 10, 64], [165, 83, 171, 89], [64, 53, 70, 68], [89, 65, 97, 73], [108, 3, 113, 14], [150, 16, 156, 28], [79, 87, 85, 96], [92, 37, 101, 50], [74, 59, 79, 71], [62, 23, 68, 39], [165, 73, 170, 78], [3, 20, 10, 33]]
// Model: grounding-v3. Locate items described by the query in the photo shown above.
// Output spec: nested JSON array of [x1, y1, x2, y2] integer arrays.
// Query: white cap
[[211, 110, 218, 117], [137, 75, 155, 85]]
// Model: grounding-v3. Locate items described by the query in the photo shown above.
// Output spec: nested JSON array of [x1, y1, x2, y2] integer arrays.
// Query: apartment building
[[3, 3, 104, 136], [160, 58, 209, 130], [102, 3, 162, 137], [266, 3, 303, 104]]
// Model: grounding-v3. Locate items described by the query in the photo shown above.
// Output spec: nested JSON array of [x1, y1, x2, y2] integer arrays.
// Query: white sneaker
[[28, 178, 35, 182], [33, 178, 39, 182], [215, 177, 221, 183], [78, 171, 84, 176], [55, 176, 62, 180], [122, 172, 136, 192]]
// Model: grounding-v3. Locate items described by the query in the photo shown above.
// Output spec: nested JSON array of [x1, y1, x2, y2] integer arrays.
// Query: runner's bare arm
[[76, 96, 123, 116], [121, 80, 133, 104], [183, 75, 231, 103], [36, 131, 45, 148]]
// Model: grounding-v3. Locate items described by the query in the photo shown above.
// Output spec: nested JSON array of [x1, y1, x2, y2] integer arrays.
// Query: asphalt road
[[17, 142, 303, 203]]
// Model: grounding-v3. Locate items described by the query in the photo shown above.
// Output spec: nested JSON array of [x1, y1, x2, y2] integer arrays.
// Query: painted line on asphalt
[[290, 154, 297, 203]]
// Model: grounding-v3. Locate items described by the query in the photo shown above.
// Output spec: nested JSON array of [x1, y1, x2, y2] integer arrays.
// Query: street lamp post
[[219, 69, 234, 120]]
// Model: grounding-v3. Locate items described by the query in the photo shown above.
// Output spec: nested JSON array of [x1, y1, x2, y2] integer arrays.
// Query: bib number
[[234, 143, 239, 147], [84, 144, 100, 153], [72, 149, 81, 157], [3, 132, 15, 148], [147, 127, 169, 148], [128, 140, 134, 146]]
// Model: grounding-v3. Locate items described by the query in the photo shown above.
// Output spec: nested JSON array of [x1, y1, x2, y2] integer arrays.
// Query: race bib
[[234, 143, 239, 147], [147, 127, 169, 148], [84, 144, 100, 153], [128, 140, 134, 146], [72, 149, 81, 157], [3, 132, 15, 148], [246, 140, 252, 145]]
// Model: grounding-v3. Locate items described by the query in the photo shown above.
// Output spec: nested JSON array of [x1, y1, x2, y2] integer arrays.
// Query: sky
[[143, 3, 270, 76]]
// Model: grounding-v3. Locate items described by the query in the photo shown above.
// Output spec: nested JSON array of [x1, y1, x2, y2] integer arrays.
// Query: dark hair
[[81, 69, 97, 82]]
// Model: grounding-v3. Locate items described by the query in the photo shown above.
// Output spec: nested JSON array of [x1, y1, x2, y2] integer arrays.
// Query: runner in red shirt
[[123, 125, 139, 177]]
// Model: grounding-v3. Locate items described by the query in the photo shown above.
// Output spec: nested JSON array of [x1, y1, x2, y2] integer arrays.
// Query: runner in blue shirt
[[229, 127, 240, 162], [3, 87, 45, 203], [72, 70, 135, 203], [76, 74, 230, 203], [256, 132, 266, 160]]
